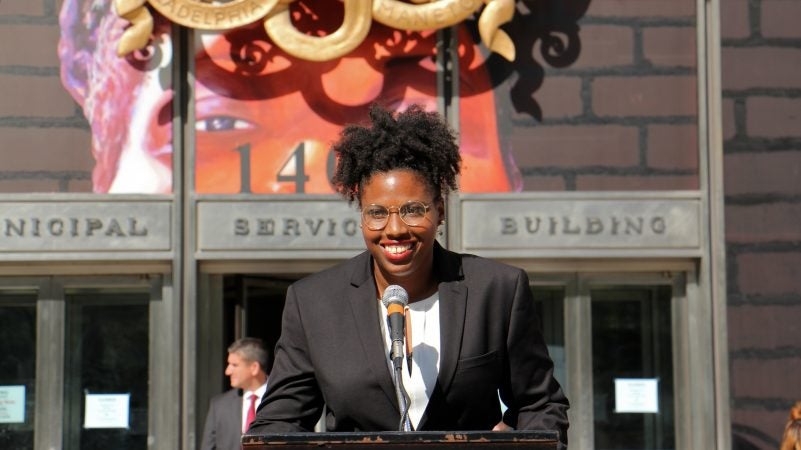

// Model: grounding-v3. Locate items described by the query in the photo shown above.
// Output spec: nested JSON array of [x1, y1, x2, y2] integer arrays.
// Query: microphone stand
[[391, 354, 413, 431], [383, 285, 412, 431]]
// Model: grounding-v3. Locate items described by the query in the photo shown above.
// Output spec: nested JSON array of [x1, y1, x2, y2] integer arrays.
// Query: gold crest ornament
[[116, 0, 518, 62], [263, 0, 373, 62], [114, 0, 154, 56]]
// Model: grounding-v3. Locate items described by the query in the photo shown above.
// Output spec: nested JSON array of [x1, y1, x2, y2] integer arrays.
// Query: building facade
[[0, 0, 797, 449]]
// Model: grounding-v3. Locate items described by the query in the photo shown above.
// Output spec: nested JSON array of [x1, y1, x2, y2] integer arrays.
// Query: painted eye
[[195, 116, 253, 132]]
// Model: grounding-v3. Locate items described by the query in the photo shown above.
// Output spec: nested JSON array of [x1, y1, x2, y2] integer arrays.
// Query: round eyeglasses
[[361, 201, 432, 231]]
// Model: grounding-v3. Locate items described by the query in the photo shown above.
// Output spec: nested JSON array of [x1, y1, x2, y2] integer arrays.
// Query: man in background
[[201, 338, 271, 450]]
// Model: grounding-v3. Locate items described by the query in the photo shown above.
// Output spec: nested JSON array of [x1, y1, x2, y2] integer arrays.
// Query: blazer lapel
[[433, 244, 467, 397], [232, 389, 244, 437], [346, 251, 399, 411], [435, 276, 467, 397], [417, 244, 466, 430]]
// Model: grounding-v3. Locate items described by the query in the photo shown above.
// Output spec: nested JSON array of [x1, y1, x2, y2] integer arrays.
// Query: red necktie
[[244, 394, 257, 432]]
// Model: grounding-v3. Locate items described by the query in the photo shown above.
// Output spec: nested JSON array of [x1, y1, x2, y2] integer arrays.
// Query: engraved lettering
[[549, 217, 558, 235], [5, 219, 24, 237], [257, 219, 275, 235], [651, 217, 666, 234], [610, 217, 621, 235], [283, 218, 300, 236], [48, 219, 64, 236], [234, 218, 249, 236], [586, 217, 603, 235], [500, 217, 517, 235], [411, 8, 427, 27], [305, 219, 324, 236], [624, 217, 643, 235], [230, 8, 241, 23], [129, 218, 148, 236], [2, 216, 152, 240], [562, 217, 581, 234], [86, 218, 103, 236], [226, 215, 375, 240], [432, 8, 444, 24], [343, 219, 358, 236], [177, 5, 190, 19], [496, 214, 672, 239], [105, 219, 126, 237], [525, 217, 540, 233]]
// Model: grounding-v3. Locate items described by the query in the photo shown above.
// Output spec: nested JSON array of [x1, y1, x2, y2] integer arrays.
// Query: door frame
[[527, 268, 714, 449], [0, 274, 177, 450]]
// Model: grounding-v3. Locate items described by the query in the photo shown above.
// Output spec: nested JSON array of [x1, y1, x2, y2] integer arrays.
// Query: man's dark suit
[[250, 243, 569, 445], [200, 389, 243, 450]]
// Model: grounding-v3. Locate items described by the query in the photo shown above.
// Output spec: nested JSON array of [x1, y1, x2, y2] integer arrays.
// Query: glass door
[[540, 270, 703, 449], [63, 291, 150, 450], [591, 286, 675, 449], [0, 290, 37, 449], [0, 275, 174, 450]]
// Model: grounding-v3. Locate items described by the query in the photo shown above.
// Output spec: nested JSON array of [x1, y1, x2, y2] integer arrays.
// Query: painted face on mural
[[58, 0, 519, 194], [59, 0, 174, 193]]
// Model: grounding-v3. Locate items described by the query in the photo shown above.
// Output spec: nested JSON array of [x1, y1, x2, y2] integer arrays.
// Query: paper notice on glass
[[0, 385, 26, 423], [84, 393, 130, 429], [614, 378, 659, 413]]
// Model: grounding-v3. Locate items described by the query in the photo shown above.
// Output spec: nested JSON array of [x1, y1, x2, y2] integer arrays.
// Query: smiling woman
[[248, 104, 570, 447], [358, 170, 443, 298]]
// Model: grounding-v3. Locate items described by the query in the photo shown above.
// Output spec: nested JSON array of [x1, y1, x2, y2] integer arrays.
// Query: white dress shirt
[[242, 382, 268, 433], [379, 293, 441, 430]]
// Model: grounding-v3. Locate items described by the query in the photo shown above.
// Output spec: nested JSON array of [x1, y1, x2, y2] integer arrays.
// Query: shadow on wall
[[732, 423, 779, 450], [479, 0, 590, 121]]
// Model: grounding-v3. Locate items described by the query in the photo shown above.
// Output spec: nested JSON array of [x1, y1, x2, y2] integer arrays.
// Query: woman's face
[[359, 169, 444, 296]]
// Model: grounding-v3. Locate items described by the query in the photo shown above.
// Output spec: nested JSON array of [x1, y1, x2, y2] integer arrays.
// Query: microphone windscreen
[[381, 285, 409, 308]]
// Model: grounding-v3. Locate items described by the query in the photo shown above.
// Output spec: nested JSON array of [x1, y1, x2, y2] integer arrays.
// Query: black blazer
[[250, 243, 569, 445], [201, 388, 243, 450]]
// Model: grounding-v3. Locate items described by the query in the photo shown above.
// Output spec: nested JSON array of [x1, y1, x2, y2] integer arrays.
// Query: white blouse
[[379, 292, 441, 430]]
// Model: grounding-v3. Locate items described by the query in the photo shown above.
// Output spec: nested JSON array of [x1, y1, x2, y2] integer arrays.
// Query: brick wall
[[488, 0, 801, 447], [0, 0, 93, 192], [721, 0, 801, 448], [495, 0, 700, 192]]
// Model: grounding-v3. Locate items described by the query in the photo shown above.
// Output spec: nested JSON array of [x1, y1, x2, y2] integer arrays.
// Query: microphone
[[381, 285, 413, 431], [381, 285, 408, 364]]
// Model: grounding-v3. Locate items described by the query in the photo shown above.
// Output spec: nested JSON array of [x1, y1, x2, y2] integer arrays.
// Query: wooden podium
[[242, 431, 559, 449]]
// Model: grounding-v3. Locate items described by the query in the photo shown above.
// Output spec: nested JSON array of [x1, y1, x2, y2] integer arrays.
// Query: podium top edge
[[242, 430, 560, 446]]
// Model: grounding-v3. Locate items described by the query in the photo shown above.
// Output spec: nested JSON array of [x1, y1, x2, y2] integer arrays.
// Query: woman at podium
[[249, 104, 569, 447]]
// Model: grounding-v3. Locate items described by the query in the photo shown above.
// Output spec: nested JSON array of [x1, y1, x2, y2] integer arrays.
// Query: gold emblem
[[115, 0, 517, 62], [263, 1, 373, 62], [148, 0, 279, 30]]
